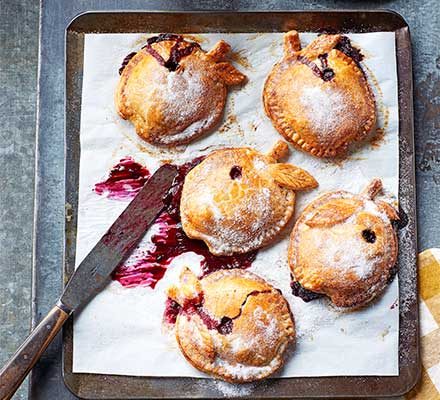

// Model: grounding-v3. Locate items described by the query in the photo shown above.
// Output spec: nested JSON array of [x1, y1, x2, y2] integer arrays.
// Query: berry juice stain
[[94, 157, 151, 201], [119, 33, 201, 75], [95, 156, 257, 289], [163, 294, 233, 334]]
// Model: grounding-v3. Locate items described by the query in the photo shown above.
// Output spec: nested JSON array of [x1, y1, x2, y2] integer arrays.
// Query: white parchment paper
[[73, 32, 399, 377]]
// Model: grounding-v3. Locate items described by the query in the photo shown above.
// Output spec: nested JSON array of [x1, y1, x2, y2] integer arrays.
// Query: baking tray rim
[[63, 9, 419, 399]]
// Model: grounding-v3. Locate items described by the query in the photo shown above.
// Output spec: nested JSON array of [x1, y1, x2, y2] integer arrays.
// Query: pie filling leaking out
[[180, 141, 318, 256], [115, 33, 246, 146], [263, 30, 377, 158], [94, 156, 257, 289], [288, 179, 399, 308], [165, 268, 295, 382]]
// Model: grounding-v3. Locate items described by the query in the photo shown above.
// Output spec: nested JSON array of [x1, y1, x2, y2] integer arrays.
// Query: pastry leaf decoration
[[305, 198, 361, 228], [214, 62, 247, 86], [269, 163, 318, 191], [206, 40, 231, 61]]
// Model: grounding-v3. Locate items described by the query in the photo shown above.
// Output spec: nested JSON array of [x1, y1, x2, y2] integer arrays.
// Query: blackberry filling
[[229, 165, 242, 180], [107, 156, 257, 289], [362, 229, 376, 244], [291, 281, 323, 302]]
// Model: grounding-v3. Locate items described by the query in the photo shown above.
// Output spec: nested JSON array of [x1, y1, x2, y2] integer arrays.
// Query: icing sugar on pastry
[[263, 30, 376, 158], [288, 179, 399, 308], [165, 268, 295, 383], [116, 34, 246, 146], [180, 141, 318, 256]]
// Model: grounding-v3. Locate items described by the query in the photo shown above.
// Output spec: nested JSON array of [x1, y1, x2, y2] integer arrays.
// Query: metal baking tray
[[64, 10, 419, 399]]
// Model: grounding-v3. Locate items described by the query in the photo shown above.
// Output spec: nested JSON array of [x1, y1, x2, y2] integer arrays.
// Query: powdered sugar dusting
[[164, 70, 205, 122], [304, 198, 389, 279], [314, 230, 377, 279], [299, 85, 348, 139]]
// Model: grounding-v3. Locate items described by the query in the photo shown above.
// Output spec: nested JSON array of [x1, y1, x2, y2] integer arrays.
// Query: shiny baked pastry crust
[[167, 268, 295, 383], [115, 34, 246, 146], [180, 141, 318, 256], [263, 31, 376, 158], [288, 179, 399, 308]]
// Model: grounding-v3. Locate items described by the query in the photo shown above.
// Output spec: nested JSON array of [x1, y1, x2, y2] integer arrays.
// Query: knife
[[0, 164, 178, 400]]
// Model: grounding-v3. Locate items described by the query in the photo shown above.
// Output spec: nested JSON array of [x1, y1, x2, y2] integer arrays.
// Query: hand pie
[[116, 34, 246, 146], [166, 268, 295, 383], [263, 31, 376, 158], [288, 179, 399, 308], [180, 141, 318, 256]]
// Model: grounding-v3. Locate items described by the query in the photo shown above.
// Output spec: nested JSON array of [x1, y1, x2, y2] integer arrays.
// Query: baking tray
[[64, 10, 419, 399]]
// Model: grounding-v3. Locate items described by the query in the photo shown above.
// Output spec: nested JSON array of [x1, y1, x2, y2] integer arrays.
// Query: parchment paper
[[73, 32, 399, 377]]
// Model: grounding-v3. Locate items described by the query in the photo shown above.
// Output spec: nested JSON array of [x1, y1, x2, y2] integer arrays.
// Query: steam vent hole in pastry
[[361, 228, 376, 244], [229, 165, 242, 180], [263, 31, 376, 158], [165, 268, 295, 382], [288, 179, 399, 308], [115, 34, 247, 146], [180, 142, 318, 256]]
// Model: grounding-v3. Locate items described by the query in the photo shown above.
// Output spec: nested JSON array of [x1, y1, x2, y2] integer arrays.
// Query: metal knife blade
[[59, 163, 178, 312]]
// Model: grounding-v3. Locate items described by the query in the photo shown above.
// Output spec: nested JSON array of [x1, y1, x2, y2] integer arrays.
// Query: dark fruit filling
[[163, 294, 233, 335], [297, 54, 335, 82], [229, 165, 242, 180], [291, 281, 324, 302], [118, 34, 201, 75], [392, 205, 408, 230], [94, 157, 151, 200], [295, 35, 364, 82], [335, 36, 364, 66], [318, 53, 335, 81], [118, 52, 137, 75], [362, 229, 376, 244], [96, 156, 257, 289], [163, 298, 181, 324], [143, 33, 200, 72], [387, 263, 399, 284]]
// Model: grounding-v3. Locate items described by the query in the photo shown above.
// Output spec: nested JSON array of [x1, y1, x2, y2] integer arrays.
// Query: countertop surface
[[0, 1, 439, 399]]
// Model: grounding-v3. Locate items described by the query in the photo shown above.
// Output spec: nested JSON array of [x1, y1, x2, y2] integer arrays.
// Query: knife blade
[[0, 163, 178, 400], [60, 163, 178, 312]]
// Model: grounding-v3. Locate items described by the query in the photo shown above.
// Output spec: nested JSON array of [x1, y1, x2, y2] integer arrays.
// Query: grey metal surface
[[0, 0, 435, 399], [0, 0, 39, 399]]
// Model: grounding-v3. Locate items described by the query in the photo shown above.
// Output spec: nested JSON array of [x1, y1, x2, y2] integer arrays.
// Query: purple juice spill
[[94, 156, 257, 290], [93, 157, 151, 200]]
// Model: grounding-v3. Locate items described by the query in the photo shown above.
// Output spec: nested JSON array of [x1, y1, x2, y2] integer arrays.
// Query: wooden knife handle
[[0, 305, 69, 400]]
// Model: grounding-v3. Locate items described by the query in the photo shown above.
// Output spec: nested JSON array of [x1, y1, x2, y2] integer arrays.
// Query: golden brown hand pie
[[288, 179, 399, 308], [166, 267, 295, 383], [180, 141, 318, 256], [263, 31, 376, 158], [115, 34, 246, 146]]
